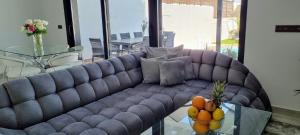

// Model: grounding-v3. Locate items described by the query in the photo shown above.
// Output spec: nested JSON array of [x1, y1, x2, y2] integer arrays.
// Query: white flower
[[42, 20, 48, 26], [34, 19, 43, 25], [36, 24, 42, 30], [20, 26, 26, 32], [36, 23, 45, 30], [25, 19, 33, 25]]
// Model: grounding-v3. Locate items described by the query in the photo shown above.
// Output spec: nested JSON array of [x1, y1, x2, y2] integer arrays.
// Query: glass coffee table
[[142, 102, 272, 135]]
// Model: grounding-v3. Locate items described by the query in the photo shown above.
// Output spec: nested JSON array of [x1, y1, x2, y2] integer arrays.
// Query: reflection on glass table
[[0, 45, 83, 72], [0, 56, 41, 81], [3, 45, 83, 58], [142, 102, 272, 135]]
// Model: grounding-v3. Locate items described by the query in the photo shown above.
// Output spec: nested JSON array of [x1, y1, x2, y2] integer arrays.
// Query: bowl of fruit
[[187, 81, 226, 134]]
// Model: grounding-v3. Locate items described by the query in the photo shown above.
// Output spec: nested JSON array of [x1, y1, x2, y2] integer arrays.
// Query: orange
[[188, 106, 199, 119], [192, 96, 206, 110], [193, 121, 209, 134], [213, 108, 224, 121], [197, 110, 212, 125]]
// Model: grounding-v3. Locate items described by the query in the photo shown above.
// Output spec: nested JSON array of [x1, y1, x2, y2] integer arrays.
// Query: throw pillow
[[168, 56, 195, 80], [159, 60, 185, 86], [141, 57, 166, 83], [145, 45, 184, 58]]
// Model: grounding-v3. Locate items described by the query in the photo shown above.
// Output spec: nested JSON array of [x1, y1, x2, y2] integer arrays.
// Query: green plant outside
[[221, 39, 238, 45]]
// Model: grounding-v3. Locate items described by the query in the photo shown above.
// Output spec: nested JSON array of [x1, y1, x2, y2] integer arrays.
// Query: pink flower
[[28, 24, 35, 33]]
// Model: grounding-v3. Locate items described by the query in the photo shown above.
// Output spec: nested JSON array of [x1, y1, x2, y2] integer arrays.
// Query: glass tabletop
[[143, 102, 272, 135], [0, 45, 83, 58]]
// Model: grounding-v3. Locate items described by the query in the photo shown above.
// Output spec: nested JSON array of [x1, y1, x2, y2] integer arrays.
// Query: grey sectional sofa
[[0, 50, 271, 135]]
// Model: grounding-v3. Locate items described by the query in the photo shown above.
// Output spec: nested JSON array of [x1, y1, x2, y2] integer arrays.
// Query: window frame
[[64, 0, 247, 62]]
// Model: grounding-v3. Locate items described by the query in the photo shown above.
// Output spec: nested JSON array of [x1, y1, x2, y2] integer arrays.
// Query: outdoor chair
[[110, 34, 118, 41], [119, 33, 132, 54], [133, 36, 149, 52], [134, 32, 143, 38], [89, 38, 105, 62], [162, 31, 175, 48], [120, 32, 131, 39], [110, 34, 125, 56]]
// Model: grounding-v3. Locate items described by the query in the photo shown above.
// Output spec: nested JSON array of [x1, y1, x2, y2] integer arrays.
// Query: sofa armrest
[[258, 88, 272, 112], [0, 128, 27, 135]]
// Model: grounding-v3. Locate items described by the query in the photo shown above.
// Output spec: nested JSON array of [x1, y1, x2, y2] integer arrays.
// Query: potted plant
[[21, 19, 48, 56]]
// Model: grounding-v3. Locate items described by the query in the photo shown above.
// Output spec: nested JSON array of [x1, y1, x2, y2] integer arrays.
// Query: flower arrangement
[[21, 19, 48, 56], [21, 19, 48, 36]]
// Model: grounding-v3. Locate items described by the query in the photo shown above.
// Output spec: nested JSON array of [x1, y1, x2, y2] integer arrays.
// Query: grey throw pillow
[[141, 57, 166, 83], [159, 60, 185, 86], [145, 45, 184, 58], [168, 56, 195, 80]]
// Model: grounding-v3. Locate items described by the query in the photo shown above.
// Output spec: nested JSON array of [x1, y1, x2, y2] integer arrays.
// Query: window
[[160, 0, 243, 60], [107, 0, 149, 58], [220, 0, 241, 60], [65, 0, 246, 61], [70, 0, 105, 61]]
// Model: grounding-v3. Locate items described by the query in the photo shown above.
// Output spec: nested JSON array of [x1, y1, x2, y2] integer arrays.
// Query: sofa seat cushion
[[23, 80, 265, 135], [24, 87, 174, 135], [131, 81, 265, 110]]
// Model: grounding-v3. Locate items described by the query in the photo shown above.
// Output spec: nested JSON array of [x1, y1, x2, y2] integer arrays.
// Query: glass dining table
[[0, 44, 83, 72]]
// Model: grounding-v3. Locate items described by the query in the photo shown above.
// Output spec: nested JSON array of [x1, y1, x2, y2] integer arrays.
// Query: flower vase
[[32, 34, 44, 56]]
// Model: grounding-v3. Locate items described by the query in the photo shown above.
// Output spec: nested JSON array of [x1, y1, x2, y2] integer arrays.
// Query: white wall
[[0, 0, 67, 50], [245, 0, 300, 111], [0, 0, 42, 48], [109, 0, 148, 38], [40, 0, 68, 46]]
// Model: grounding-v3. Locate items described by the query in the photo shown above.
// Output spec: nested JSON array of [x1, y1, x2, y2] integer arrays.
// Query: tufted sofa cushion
[[0, 52, 145, 130], [181, 49, 271, 111], [0, 50, 271, 135]]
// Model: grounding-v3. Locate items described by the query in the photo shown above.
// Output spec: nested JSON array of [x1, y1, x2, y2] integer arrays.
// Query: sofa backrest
[[181, 49, 262, 93], [0, 53, 145, 129], [181, 49, 271, 111]]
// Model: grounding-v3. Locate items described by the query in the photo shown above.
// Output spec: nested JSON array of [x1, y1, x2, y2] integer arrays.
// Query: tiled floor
[[264, 107, 300, 135], [264, 120, 300, 135]]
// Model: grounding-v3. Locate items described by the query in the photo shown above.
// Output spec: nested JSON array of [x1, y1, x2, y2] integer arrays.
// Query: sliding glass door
[[70, 0, 105, 61], [220, 0, 241, 60], [107, 0, 149, 58], [65, 0, 246, 61], [160, 0, 243, 59], [161, 0, 217, 50]]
